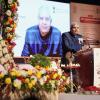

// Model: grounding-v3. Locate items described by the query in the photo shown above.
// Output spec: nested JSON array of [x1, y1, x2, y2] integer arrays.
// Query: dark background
[[48, 0, 100, 5]]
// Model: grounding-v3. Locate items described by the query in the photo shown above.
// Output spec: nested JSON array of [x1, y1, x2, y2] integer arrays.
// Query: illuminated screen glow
[[13, 0, 70, 57]]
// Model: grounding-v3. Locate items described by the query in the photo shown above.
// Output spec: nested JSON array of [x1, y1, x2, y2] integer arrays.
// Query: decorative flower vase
[[35, 90, 58, 100]]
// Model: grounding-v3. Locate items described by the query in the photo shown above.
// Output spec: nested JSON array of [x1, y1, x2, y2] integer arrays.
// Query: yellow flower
[[11, 68, 16, 72], [45, 66, 50, 70], [10, 71, 16, 76], [36, 72, 42, 79], [27, 70, 33, 76], [50, 80, 55, 84], [28, 83, 33, 89], [35, 65, 40, 69], [53, 73, 58, 79], [62, 76, 66, 80], [16, 71, 21, 77], [46, 75, 49, 79], [5, 78, 11, 85], [25, 78, 30, 83], [0, 73, 4, 78], [13, 23, 17, 28], [31, 80, 36, 86]]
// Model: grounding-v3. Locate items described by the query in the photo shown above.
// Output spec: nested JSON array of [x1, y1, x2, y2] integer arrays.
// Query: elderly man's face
[[38, 12, 51, 37], [71, 24, 79, 35]]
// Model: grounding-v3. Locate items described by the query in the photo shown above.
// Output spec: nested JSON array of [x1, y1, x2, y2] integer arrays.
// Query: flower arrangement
[[0, 54, 68, 100]]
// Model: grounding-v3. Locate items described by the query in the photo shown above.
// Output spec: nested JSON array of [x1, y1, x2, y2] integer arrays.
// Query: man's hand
[[65, 51, 74, 63]]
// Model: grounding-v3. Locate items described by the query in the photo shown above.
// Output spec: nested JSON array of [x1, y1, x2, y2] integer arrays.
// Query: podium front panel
[[93, 48, 100, 87], [76, 49, 93, 87]]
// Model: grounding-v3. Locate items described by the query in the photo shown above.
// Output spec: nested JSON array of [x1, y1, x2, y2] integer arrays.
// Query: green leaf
[[29, 54, 51, 68]]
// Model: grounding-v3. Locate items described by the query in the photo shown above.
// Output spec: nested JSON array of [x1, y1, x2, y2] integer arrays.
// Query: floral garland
[[1, 0, 19, 48], [0, 35, 16, 70]]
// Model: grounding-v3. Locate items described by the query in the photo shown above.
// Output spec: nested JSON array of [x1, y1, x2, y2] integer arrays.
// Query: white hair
[[38, 5, 53, 20], [70, 22, 79, 29]]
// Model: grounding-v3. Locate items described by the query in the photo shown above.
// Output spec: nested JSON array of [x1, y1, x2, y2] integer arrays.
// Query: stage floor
[[59, 93, 100, 100]]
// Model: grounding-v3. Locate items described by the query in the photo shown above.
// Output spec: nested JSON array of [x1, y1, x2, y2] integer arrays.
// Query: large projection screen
[[13, 0, 70, 57]]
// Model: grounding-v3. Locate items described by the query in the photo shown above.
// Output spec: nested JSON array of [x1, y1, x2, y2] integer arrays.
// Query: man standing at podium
[[61, 23, 83, 91], [62, 23, 83, 64]]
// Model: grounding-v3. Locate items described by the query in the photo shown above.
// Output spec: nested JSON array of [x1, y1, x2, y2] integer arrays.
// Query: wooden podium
[[76, 48, 94, 88]]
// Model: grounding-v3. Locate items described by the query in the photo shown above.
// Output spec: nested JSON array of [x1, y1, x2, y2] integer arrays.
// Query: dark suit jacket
[[62, 31, 83, 56]]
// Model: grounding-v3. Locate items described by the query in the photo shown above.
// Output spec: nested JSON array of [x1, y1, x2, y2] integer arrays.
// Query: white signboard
[[93, 48, 100, 87]]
